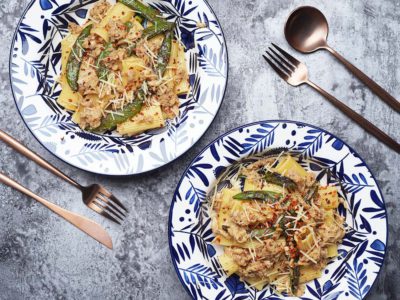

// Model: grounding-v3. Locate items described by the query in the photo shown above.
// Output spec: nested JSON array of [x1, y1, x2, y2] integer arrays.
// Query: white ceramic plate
[[169, 120, 387, 300], [10, 0, 227, 175]]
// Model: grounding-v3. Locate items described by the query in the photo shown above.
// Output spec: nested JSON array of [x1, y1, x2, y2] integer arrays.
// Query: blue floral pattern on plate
[[169, 120, 387, 300], [9, 0, 227, 175]]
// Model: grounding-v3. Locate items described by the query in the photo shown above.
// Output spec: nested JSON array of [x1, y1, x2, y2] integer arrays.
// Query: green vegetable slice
[[66, 24, 93, 91], [279, 217, 287, 238], [92, 90, 145, 132], [250, 227, 275, 238], [290, 265, 300, 294], [126, 22, 174, 56], [304, 182, 319, 205], [264, 171, 297, 191], [233, 190, 282, 202], [118, 0, 167, 24], [156, 30, 172, 76], [96, 42, 114, 81]]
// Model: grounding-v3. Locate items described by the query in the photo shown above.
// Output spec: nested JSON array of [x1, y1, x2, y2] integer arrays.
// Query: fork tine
[[262, 54, 289, 81], [266, 50, 292, 76], [88, 202, 122, 225], [99, 188, 128, 212], [268, 47, 296, 72], [271, 43, 300, 66], [97, 193, 127, 217], [93, 198, 124, 223]]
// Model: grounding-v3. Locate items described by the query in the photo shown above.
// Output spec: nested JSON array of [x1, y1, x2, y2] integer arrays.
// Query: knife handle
[[0, 172, 113, 249]]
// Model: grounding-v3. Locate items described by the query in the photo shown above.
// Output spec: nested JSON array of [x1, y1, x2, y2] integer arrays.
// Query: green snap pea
[[264, 171, 297, 192], [156, 31, 172, 76], [290, 265, 300, 295], [304, 182, 319, 205], [118, 0, 167, 24], [96, 42, 114, 81], [126, 22, 173, 56], [92, 90, 145, 132], [233, 190, 282, 202], [66, 24, 93, 91]]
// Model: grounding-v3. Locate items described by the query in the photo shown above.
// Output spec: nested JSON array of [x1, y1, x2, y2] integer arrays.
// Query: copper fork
[[263, 43, 400, 153], [0, 172, 113, 249], [0, 129, 128, 224]]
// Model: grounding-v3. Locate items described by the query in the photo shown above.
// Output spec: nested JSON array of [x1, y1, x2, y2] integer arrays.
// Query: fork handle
[[0, 172, 113, 249], [306, 80, 400, 153], [325, 46, 400, 113], [0, 129, 81, 189]]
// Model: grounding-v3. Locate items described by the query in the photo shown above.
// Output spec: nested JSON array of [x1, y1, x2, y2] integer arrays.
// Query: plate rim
[[168, 119, 389, 299], [8, 0, 229, 176]]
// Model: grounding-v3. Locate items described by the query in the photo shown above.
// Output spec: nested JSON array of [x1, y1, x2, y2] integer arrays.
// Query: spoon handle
[[325, 46, 400, 113], [306, 80, 400, 153]]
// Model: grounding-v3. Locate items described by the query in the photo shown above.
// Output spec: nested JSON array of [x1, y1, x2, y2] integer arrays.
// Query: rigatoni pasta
[[58, 0, 190, 136], [210, 155, 345, 296]]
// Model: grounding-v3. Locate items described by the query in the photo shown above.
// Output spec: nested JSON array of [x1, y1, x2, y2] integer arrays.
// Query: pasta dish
[[210, 154, 345, 296], [58, 0, 189, 136]]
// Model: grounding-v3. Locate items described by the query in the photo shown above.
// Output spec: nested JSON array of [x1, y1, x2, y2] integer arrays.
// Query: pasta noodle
[[58, 0, 189, 136], [211, 154, 345, 296]]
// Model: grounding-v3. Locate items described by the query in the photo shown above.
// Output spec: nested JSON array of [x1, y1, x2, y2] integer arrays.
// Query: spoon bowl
[[285, 6, 329, 53]]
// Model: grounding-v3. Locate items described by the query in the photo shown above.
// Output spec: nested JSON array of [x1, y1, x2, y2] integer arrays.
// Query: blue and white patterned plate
[[9, 0, 227, 175], [169, 120, 387, 300]]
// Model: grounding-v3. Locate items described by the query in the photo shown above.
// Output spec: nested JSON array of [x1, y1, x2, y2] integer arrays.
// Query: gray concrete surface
[[0, 0, 399, 299]]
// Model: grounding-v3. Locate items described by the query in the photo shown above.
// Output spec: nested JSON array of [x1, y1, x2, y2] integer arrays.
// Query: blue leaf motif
[[181, 264, 222, 290], [370, 239, 385, 251], [40, 0, 53, 10], [75, 9, 88, 18], [240, 124, 277, 155], [332, 139, 344, 150], [323, 280, 333, 292], [360, 215, 372, 233], [225, 275, 247, 296], [210, 143, 220, 161], [75, 132, 102, 141], [362, 190, 386, 219], [367, 239, 386, 267], [187, 161, 213, 186], [294, 129, 324, 158], [207, 244, 216, 257], [215, 289, 227, 300], [197, 44, 226, 77], [370, 190, 384, 208], [21, 104, 37, 116]]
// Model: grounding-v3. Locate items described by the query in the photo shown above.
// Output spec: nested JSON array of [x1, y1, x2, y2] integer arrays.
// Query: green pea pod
[[126, 22, 173, 56], [156, 31, 172, 76], [92, 90, 145, 132], [290, 265, 300, 295], [233, 190, 282, 202], [264, 171, 297, 191], [66, 24, 93, 91], [304, 182, 319, 205], [250, 227, 275, 238], [96, 42, 114, 81], [142, 21, 174, 39], [118, 0, 166, 24], [279, 217, 287, 238]]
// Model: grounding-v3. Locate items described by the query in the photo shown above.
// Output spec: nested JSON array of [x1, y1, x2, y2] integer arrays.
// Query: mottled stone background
[[0, 0, 399, 299]]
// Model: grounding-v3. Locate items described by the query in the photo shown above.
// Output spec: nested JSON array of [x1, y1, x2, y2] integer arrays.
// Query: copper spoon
[[285, 6, 400, 113]]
